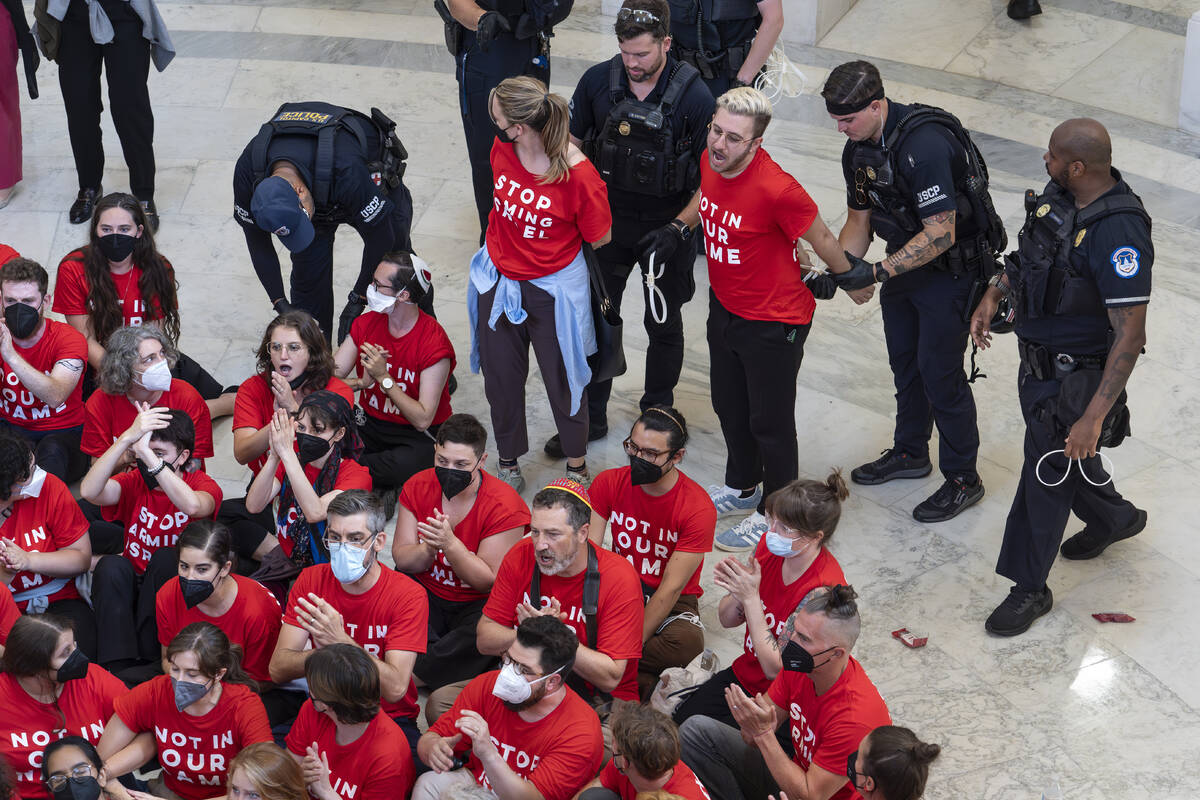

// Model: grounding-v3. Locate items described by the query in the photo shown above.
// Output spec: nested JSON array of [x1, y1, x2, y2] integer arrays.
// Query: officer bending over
[[667, 0, 783, 97]]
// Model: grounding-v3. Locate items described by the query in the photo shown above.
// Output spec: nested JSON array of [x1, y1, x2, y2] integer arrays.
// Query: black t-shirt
[[1015, 179, 1153, 354], [570, 55, 715, 215], [668, 0, 760, 51]]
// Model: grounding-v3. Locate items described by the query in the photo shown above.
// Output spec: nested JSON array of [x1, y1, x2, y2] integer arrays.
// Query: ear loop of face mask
[[1035, 449, 1115, 488]]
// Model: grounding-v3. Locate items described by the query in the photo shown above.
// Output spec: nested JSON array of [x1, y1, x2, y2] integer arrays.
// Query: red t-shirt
[[2, 473, 89, 610], [0, 585, 18, 643], [157, 574, 283, 683], [588, 467, 715, 597], [485, 140, 612, 280], [52, 251, 170, 326], [0, 665, 128, 800], [282, 564, 428, 719], [0, 320, 87, 430], [598, 759, 711, 800], [429, 671, 603, 799], [730, 543, 846, 693], [81, 379, 214, 458], [398, 468, 530, 603], [767, 659, 891, 800], [0, 244, 19, 265], [272, 459, 372, 557], [285, 702, 414, 800], [232, 374, 355, 474], [699, 148, 820, 324], [349, 311, 455, 426], [114, 676, 271, 800], [484, 538, 643, 701], [107, 469, 223, 574]]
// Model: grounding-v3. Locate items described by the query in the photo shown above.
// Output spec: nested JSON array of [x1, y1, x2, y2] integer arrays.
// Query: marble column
[[1181, 10, 1200, 133]]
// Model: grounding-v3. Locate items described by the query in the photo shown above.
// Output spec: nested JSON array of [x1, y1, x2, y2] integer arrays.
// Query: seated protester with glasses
[[680, 585, 890, 800], [41, 737, 114, 800], [0, 615, 127, 800], [847, 725, 940, 800], [81, 407, 222, 685], [52, 193, 236, 420], [270, 490, 428, 753], [157, 522, 289, 726], [229, 742, 309, 800], [674, 472, 848, 730], [285, 644, 415, 800], [0, 258, 89, 483], [587, 407, 714, 699], [99, 622, 272, 800], [0, 430, 95, 657], [242, 391, 371, 587], [577, 702, 710, 800], [478, 480, 644, 706], [334, 253, 453, 512], [391, 413, 529, 723], [415, 615, 604, 800]]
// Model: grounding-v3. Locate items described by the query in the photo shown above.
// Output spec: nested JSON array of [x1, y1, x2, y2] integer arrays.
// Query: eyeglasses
[[501, 654, 544, 679], [617, 7, 660, 24], [46, 765, 95, 792], [707, 122, 751, 148], [323, 532, 377, 549], [846, 752, 870, 787], [623, 437, 673, 462], [269, 342, 305, 354], [765, 515, 802, 538]]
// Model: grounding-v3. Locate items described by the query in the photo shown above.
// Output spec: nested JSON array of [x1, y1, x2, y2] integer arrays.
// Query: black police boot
[[69, 186, 101, 224], [543, 425, 609, 460], [850, 448, 932, 486], [337, 291, 366, 344], [985, 586, 1053, 636], [1060, 508, 1147, 560], [1007, 0, 1042, 19], [139, 199, 160, 233], [912, 475, 984, 523]]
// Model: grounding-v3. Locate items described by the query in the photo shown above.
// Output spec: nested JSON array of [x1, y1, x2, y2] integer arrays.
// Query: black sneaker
[[851, 448, 932, 486], [543, 425, 608, 460], [986, 586, 1053, 636], [912, 476, 984, 523], [1060, 508, 1147, 560]]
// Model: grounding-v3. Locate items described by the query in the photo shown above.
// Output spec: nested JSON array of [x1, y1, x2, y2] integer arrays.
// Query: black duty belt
[[1016, 338, 1106, 381]]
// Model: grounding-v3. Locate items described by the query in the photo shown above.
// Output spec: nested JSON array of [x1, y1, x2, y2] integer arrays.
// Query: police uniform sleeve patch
[[1111, 246, 1140, 278]]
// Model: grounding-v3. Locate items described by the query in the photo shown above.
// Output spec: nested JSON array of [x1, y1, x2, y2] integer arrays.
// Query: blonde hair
[[491, 76, 572, 184], [228, 743, 306, 800], [714, 86, 773, 138]]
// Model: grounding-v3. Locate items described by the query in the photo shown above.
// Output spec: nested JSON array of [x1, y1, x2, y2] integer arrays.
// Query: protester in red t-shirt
[[674, 472, 850, 729], [0, 614, 127, 800], [157, 521, 288, 724], [270, 490, 428, 753], [479, 480, 644, 703], [680, 585, 890, 800], [0, 244, 18, 265], [0, 258, 90, 482], [0, 430, 94, 656], [847, 725, 941, 800], [468, 77, 612, 492], [0, 583, 18, 652], [578, 702, 710, 800], [41, 737, 117, 800], [228, 742, 309, 800], [588, 407, 714, 698], [286, 644, 415, 800], [99, 622, 272, 800], [53, 193, 236, 419], [244, 392, 371, 576], [416, 615, 603, 800], [334, 254, 454, 501]]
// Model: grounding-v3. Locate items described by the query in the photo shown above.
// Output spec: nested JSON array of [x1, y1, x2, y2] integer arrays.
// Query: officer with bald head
[[970, 118, 1152, 636]]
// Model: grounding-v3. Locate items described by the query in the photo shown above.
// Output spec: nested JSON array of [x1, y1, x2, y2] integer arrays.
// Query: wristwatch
[[670, 219, 693, 242], [146, 459, 168, 476], [874, 261, 889, 283], [380, 376, 395, 391]]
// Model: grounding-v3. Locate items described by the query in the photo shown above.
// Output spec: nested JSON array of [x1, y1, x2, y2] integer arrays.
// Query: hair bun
[[825, 468, 849, 502], [913, 742, 942, 763]]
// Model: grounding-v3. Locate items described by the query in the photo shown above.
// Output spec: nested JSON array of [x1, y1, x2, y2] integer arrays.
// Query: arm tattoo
[[1094, 306, 1144, 406], [884, 211, 956, 276]]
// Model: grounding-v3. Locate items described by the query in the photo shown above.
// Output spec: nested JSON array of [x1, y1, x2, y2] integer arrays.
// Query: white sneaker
[[708, 484, 763, 517], [715, 512, 768, 553]]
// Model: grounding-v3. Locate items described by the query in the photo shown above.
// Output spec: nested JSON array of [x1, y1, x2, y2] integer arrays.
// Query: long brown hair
[[165, 622, 258, 691], [254, 310, 335, 391], [78, 192, 180, 347], [491, 77, 572, 184]]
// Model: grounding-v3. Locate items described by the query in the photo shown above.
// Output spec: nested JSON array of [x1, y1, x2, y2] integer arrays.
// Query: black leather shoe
[[544, 425, 608, 460], [1007, 0, 1042, 19], [69, 187, 101, 224], [140, 199, 159, 233]]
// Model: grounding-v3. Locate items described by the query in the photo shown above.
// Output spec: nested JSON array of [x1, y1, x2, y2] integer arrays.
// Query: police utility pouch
[[433, 0, 463, 55], [583, 243, 627, 383], [1051, 368, 1131, 449]]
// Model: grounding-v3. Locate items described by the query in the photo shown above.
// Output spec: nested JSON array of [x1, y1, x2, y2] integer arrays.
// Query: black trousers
[[47, 597, 98, 661], [673, 666, 793, 752], [996, 367, 1139, 591], [57, 10, 155, 198], [706, 293, 808, 513], [358, 413, 437, 494], [413, 590, 496, 689], [0, 423, 87, 483], [879, 269, 980, 480], [456, 30, 549, 236], [92, 547, 178, 673], [587, 212, 696, 428]]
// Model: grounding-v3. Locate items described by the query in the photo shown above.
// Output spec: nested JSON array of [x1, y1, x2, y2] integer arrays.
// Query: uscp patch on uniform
[[1111, 246, 1140, 278]]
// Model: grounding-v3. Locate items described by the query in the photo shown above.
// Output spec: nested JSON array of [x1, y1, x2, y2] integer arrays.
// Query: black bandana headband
[[825, 87, 884, 116]]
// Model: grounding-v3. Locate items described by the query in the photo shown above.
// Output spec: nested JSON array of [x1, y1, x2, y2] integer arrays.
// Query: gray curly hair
[[98, 325, 179, 395]]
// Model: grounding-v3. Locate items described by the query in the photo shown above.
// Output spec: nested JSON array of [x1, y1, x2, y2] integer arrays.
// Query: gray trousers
[[679, 716, 780, 800]]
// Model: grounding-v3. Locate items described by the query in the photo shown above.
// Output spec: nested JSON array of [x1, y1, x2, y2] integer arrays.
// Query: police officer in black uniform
[[825, 60, 1003, 523], [542, 0, 714, 456], [971, 118, 1150, 636], [233, 101, 417, 342], [435, 0, 571, 237], [666, 0, 782, 97]]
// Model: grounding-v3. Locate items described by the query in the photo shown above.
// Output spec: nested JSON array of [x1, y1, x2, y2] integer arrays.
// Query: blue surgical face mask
[[329, 536, 376, 583], [765, 531, 797, 558]]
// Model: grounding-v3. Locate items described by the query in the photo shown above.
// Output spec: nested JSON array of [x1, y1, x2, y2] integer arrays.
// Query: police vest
[[477, 0, 572, 30], [668, 0, 759, 25], [588, 57, 701, 198], [1011, 178, 1151, 321], [847, 104, 1007, 269], [249, 101, 408, 218]]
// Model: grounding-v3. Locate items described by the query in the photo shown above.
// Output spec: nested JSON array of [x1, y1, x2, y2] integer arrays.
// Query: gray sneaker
[[497, 465, 526, 494]]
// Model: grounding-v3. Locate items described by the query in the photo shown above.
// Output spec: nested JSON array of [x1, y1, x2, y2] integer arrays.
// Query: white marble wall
[[1181, 10, 1200, 132]]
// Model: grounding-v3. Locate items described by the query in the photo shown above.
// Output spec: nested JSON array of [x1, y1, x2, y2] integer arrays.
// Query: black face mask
[[180, 575, 218, 608], [51, 776, 102, 800], [287, 370, 310, 391], [495, 121, 516, 144], [137, 458, 175, 491], [629, 454, 667, 486], [4, 301, 41, 339], [435, 465, 475, 500], [781, 640, 836, 674], [297, 432, 332, 464], [56, 647, 90, 683], [96, 233, 137, 262]]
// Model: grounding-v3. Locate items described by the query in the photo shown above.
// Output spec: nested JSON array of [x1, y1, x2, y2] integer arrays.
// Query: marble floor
[[3, 0, 1200, 797]]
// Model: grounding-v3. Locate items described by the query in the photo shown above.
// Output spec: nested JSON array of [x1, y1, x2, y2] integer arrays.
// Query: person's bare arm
[[572, 646, 626, 693], [268, 622, 312, 683], [1063, 304, 1147, 460], [735, 0, 783, 85], [64, 314, 106, 370], [477, 614, 517, 656], [378, 649, 418, 704], [642, 551, 703, 642], [838, 208, 873, 258], [447, 0, 486, 28], [800, 216, 854, 274], [0, 325, 82, 406], [391, 505, 437, 573], [444, 526, 525, 593], [876, 211, 956, 279]]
